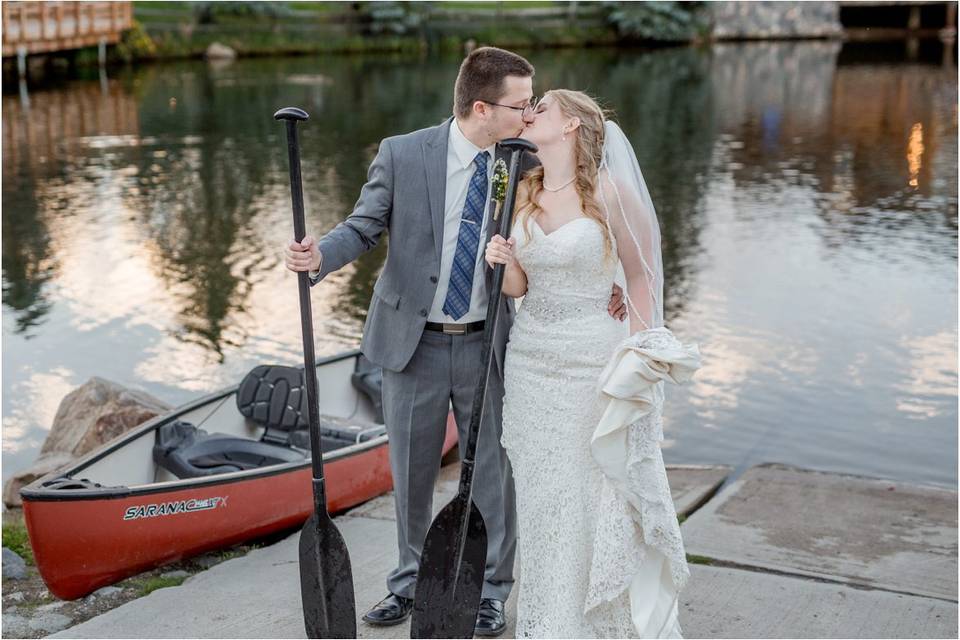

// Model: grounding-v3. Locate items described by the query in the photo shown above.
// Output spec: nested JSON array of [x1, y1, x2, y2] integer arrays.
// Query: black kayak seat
[[154, 363, 387, 480], [236, 363, 386, 445], [235, 364, 310, 445], [153, 420, 306, 478]]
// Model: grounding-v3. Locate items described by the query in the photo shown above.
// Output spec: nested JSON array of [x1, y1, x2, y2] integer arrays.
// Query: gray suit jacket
[[313, 116, 538, 373]]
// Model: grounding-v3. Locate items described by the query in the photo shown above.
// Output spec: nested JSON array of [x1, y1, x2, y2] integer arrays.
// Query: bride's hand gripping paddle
[[274, 107, 357, 639], [411, 138, 537, 639]]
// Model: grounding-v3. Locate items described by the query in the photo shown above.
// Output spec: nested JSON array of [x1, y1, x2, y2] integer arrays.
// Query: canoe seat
[[235, 363, 386, 447], [235, 365, 310, 445], [153, 420, 307, 478], [152, 363, 389, 479]]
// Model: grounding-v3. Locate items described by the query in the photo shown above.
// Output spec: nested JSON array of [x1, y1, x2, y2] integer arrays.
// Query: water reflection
[[895, 330, 958, 420], [2, 367, 76, 447], [2, 42, 956, 487]]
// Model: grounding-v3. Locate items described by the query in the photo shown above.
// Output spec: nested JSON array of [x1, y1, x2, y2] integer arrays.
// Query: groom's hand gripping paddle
[[274, 106, 357, 640], [411, 138, 538, 639]]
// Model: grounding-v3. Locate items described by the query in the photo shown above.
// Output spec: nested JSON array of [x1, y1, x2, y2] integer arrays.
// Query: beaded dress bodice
[[512, 217, 620, 326]]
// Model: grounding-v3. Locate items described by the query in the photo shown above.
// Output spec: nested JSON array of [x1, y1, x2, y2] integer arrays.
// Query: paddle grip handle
[[276, 108, 329, 513]]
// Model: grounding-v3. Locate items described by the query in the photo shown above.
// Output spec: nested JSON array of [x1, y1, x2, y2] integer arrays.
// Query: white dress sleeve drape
[[585, 327, 702, 638]]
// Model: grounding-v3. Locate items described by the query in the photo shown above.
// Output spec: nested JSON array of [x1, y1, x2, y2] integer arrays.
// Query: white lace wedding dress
[[500, 215, 689, 639]]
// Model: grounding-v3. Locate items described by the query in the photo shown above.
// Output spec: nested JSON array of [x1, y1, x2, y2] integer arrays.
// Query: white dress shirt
[[427, 119, 496, 324]]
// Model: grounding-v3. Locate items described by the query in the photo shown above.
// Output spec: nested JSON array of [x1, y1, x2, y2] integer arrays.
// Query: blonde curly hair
[[515, 89, 614, 261]]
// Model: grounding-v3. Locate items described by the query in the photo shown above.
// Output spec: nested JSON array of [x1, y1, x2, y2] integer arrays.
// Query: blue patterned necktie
[[442, 150, 490, 320]]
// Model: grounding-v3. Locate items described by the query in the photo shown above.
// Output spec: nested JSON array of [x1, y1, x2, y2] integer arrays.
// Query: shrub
[[191, 2, 294, 25], [357, 1, 427, 36], [116, 19, 158, 62], [603, 1, 708, 42]]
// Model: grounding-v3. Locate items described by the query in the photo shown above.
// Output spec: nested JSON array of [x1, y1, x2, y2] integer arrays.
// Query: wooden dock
[[2, 1, 132, 59], [839, 0, 958, 40]]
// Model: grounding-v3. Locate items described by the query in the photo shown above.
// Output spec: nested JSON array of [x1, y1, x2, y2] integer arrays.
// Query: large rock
[[3, 452, 75, 508], [73, 406, 161, 455], [205, 42, 237, 59], [3, 378, 170, 507], [40, 378, 170, 457], [3, 547, 27, 580]]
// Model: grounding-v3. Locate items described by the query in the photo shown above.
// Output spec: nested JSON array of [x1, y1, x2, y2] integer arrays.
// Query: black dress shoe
[[474, 598, 507, 637], [362, 592, 414, 626]]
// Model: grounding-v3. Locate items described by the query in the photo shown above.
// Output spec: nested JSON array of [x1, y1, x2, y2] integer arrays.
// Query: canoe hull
[[23, 414, 459, 601]]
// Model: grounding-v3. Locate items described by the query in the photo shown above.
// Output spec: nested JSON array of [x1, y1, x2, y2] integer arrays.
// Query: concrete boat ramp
[[50, 462, 957, 639]]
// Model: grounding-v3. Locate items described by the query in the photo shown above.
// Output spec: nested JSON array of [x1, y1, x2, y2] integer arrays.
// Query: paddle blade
[[299, 513, 357, 639], [410, 498, 487, 639]]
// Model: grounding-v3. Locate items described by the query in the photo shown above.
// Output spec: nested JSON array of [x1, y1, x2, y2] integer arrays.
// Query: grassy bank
[[88, 1, 708, 64], [2, 510, 34, 566], [135, 24, 620, 60]]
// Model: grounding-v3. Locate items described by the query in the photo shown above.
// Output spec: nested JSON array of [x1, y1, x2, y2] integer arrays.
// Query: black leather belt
[[424, 321, 485, 335]]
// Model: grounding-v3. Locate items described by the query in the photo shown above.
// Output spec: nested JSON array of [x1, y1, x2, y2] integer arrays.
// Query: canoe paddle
[[274, 106, 357, 639], [410, 137, 538, 639]]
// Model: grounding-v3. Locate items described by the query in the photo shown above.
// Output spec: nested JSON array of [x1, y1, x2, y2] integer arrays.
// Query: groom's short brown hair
[[454, 47, 534, 119]]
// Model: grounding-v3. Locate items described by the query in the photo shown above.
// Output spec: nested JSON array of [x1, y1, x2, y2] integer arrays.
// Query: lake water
[[3, 41, 957, 490]]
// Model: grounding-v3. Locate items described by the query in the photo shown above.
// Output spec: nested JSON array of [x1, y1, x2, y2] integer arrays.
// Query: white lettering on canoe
[[122, 496, 228, 521]]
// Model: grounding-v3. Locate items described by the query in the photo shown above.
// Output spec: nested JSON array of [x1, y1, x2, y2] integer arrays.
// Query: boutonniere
[[492, 158, 509, 220]]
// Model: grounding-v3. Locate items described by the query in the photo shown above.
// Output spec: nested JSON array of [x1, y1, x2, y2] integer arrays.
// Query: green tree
[[603, 1, 708, 42]]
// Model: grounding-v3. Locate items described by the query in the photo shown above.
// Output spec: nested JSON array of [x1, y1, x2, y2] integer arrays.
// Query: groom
[[285, 47, 625, 636]]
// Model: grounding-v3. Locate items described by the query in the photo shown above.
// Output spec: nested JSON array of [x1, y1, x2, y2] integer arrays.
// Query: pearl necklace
[[542, 176, 576, 192]]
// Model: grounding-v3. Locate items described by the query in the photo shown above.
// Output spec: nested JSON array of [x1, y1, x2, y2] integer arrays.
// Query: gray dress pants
[[381, 328, 517, 602]]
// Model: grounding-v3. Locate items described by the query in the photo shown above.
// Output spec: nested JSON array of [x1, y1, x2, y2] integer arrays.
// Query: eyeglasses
[[481, 96, 538, 117]]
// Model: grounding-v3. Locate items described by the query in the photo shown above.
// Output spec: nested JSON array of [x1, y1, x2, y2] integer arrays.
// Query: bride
[[484, 90, 702, 638]]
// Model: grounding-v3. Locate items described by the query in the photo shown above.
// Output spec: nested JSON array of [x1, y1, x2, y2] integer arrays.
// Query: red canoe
[[20, 350, 458, 600]]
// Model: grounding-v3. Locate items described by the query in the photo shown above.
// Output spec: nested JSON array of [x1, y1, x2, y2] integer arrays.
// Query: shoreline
[[2, 505, 283, 639], [3, 460, 956, 638]]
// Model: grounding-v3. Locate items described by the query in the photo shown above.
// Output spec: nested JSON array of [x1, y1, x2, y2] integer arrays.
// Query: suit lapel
[[423, 117, 453, 261]]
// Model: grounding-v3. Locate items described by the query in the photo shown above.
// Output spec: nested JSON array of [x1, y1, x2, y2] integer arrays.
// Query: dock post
[[16, 46, 27, 80], [99, 37, 109, 93], [16, 46, 30, 107], [943, 1, 957, 67], [906, 36, 919, 60], [942, 2, 957, 44], [907, 5, 921, 32]]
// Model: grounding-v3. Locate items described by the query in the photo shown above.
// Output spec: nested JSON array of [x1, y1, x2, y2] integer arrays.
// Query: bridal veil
[[586, 120, 703, 638]]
